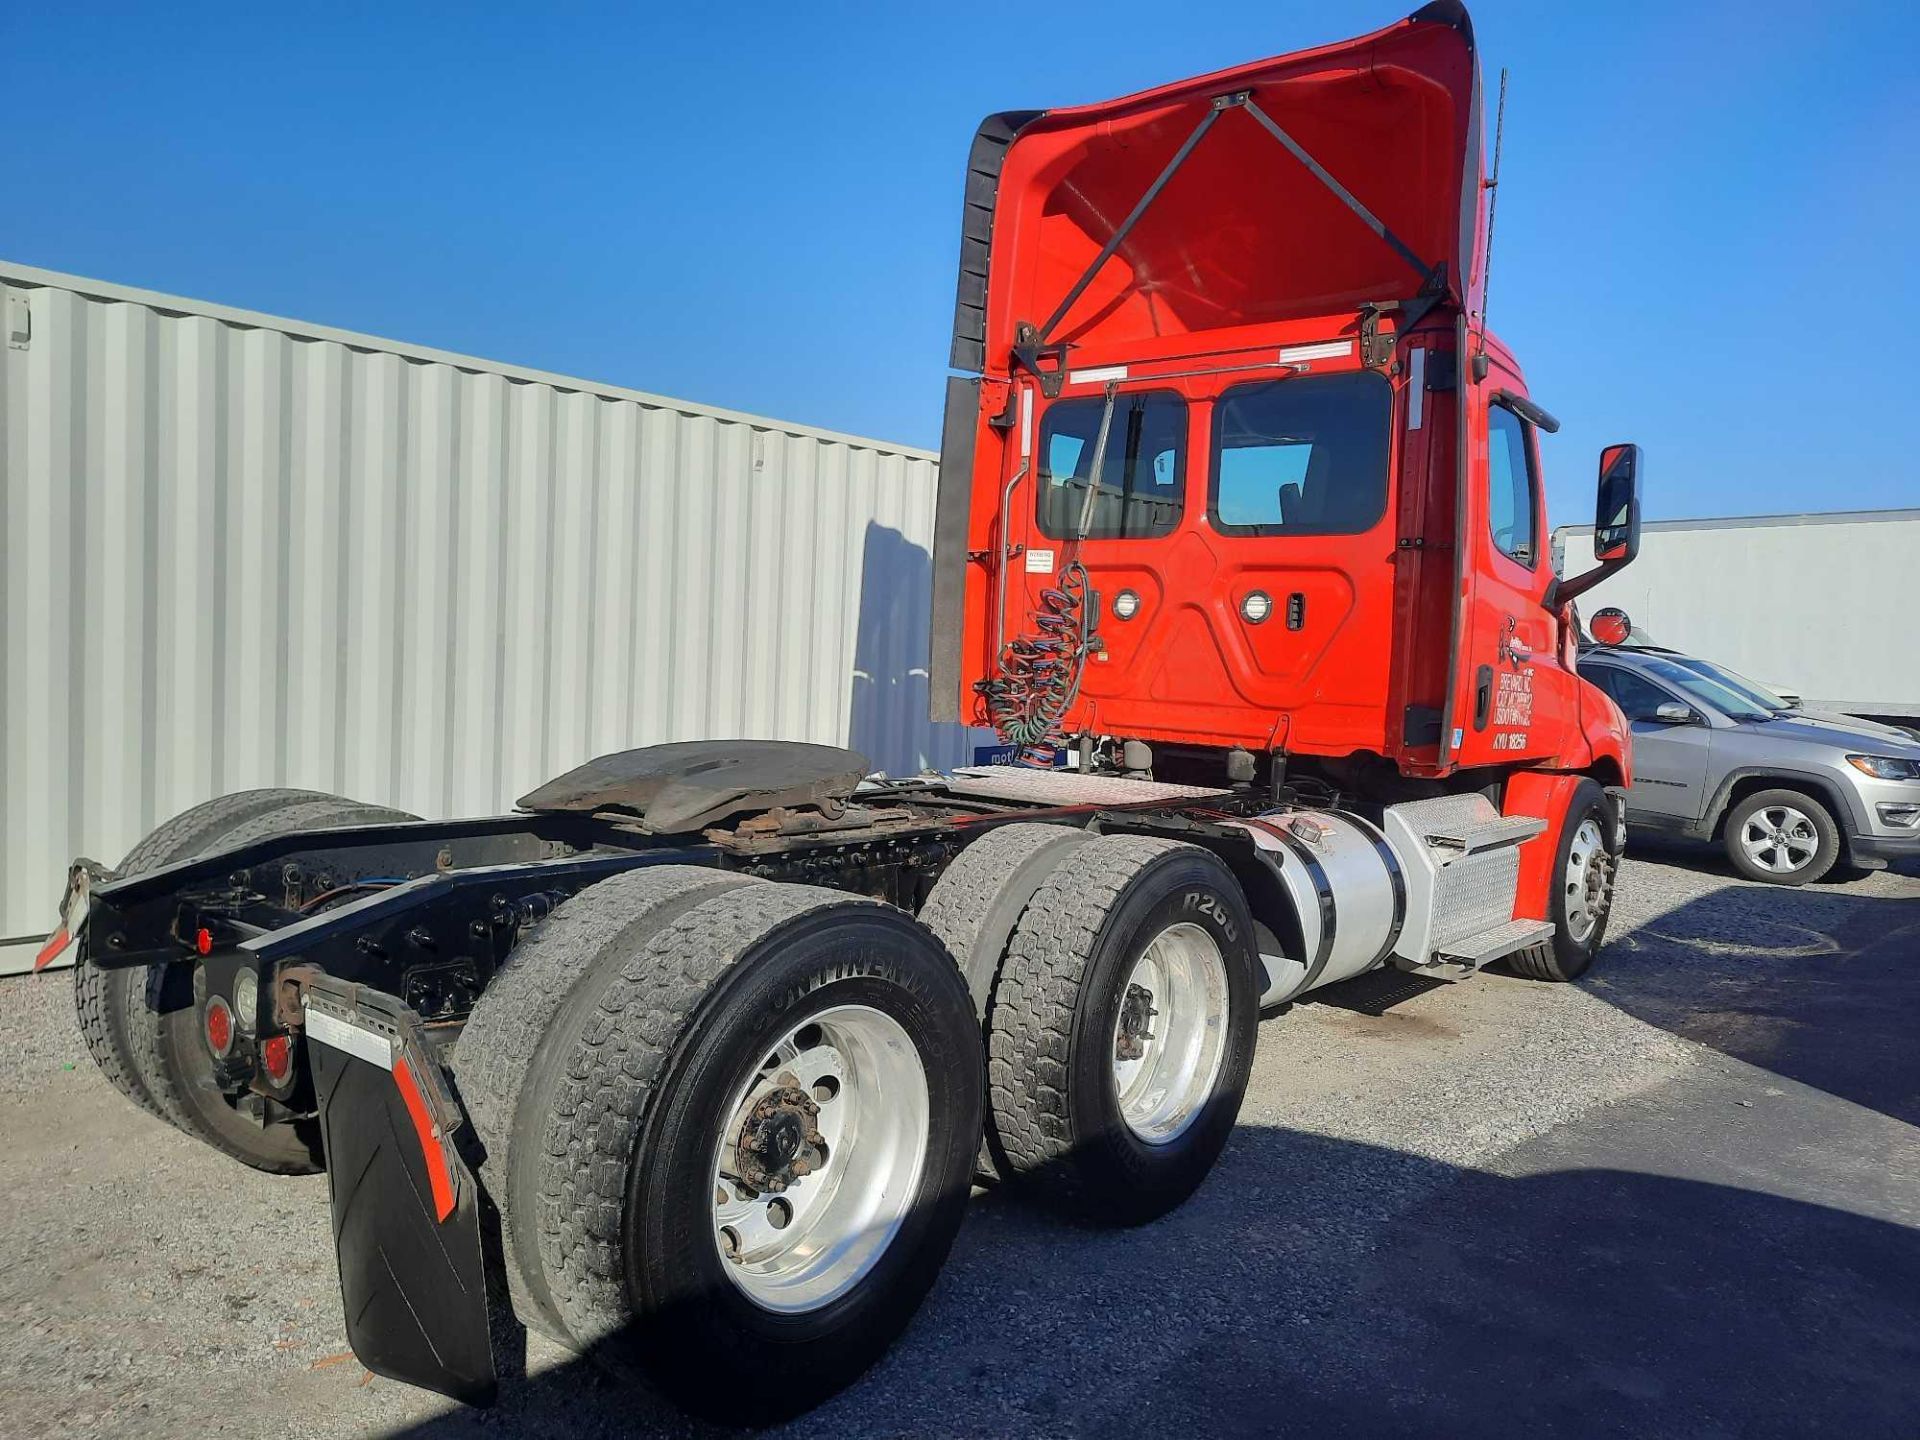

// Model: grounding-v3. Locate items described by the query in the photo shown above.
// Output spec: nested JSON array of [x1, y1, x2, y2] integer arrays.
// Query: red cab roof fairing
[[949, 2, 1485, 379]]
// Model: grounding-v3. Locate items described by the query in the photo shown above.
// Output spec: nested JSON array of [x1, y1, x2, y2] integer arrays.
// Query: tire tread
[[122, 795, 412, 1172], [451, 864, 760, 1339], [534, 883, 871, 1346], [985, 835, 1192, 1200], [73, 788, 338, 1120]]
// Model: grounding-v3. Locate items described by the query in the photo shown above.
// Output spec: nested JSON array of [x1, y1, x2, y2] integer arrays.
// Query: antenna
[[1476, 67, 1510, 361]]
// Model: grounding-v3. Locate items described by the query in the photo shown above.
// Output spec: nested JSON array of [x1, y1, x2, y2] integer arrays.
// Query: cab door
[[1446, 355, 1571, 770]]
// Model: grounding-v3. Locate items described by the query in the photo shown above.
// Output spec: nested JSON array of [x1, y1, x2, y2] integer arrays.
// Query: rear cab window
[[1036, 391, 1187, 540], [1209, 371, 1392, 536]]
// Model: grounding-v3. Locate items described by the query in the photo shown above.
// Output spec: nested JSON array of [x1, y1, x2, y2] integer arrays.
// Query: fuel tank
[[1218, 809, 1406, 1007]]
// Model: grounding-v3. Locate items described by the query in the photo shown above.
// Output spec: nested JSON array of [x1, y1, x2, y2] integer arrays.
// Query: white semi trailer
[[1554, 508, 1920, 730]]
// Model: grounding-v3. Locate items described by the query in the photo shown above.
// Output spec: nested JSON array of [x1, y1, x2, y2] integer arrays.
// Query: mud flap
[[303, 978, 497, 1406], [1603, 786, 1631, 855]]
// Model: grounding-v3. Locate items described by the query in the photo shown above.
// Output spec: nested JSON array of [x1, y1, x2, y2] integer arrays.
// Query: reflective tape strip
[[1407, 348, 1426, 431], [1067, 364, 1128, 384], [32, 926, 70, 972], [304, 1003, 394, 1070], [1278, 340, 1353, 363], [392, 1056, 456, 1223]]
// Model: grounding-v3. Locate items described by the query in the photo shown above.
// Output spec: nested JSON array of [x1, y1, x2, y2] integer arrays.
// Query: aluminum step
[[1435, 917, 1554, 966], [1387, 793, 1547, 861], [1424, 813, 1547, 856], [1383, 795, 1550, 969]]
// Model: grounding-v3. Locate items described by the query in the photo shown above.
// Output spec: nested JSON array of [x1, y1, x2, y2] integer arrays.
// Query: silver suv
[[1577, 645, 1920, 885]]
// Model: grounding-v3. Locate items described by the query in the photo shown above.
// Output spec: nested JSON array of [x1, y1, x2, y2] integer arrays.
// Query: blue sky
[[7, 1, 1915, 525]]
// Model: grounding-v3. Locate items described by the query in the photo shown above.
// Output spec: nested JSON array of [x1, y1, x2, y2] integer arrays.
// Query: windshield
[[1667, 656, 1791, 711], [1635, 654, 1774, 721]]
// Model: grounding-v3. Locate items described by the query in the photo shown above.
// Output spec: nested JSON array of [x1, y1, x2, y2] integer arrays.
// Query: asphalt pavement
[[1, 840, 1915, 1439]]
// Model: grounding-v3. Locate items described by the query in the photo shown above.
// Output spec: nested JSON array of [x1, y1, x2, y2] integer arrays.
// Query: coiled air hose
[[977, 559, 1093, 766]]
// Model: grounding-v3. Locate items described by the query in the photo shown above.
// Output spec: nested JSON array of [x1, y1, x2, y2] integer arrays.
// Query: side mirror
[[1653, 702, 1697, 725], [1594, 444, 1642, 563], [1555, 443, 1644, 604]]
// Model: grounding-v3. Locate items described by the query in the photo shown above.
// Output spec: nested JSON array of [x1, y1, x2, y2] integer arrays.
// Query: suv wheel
[[1724, 788, 1841, 886]]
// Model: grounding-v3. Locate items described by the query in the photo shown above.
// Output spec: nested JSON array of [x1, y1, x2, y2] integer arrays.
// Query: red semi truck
[[48, 3, 1640, 1424]]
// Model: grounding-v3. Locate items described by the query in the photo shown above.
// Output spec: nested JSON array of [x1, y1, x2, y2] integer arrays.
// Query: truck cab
[[930, 0, 1638, 803]]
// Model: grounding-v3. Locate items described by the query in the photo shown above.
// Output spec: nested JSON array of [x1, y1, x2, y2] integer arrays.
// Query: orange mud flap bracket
[[301, 976, 497, 1406]]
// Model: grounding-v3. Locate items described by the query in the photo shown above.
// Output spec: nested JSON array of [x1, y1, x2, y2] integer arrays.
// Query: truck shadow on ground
[[387, 861, 1920, 1440], [388, 1121, 1920, 1440], [1585, 857, 1920, 1125]]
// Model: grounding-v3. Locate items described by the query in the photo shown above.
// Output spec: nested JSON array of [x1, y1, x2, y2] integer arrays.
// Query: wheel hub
[[710, 1005, 932, 1315], [732, 1083, 824, 1193], [1115, 982, 1158, 1063], [1563, 816, 1613, 945], [1109, 922, 1230, 1146]]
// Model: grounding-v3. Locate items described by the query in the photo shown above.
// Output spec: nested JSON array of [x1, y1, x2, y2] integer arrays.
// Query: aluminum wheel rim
[[1563, 817, 1610, 944], [1110, 921, 1230, 1146], [1740, 805, 1819, 874], [710, 1004, 929, 1314]]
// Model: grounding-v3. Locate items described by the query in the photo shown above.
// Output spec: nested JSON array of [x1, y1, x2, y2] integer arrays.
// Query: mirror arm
[[1550, 558, 1624, 606]]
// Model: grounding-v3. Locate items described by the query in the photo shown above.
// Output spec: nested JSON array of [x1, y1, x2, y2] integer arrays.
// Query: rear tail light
[[204, 996, 235, 1058], [260, 1033, 296, 1085]]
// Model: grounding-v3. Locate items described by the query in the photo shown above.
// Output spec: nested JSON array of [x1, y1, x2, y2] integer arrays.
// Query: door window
[[1487, 403, 1538, 566], [1581, 663, 1674, 722], [1036, 391, 1186, 540]]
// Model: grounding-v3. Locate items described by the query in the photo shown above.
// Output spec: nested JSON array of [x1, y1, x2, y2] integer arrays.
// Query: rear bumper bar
[[1848, 830, 1920, 867], [303, 977, 497, 1405]]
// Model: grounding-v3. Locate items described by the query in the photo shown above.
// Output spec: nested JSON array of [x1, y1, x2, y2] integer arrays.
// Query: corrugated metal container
[[1554, 509, 1920, 719], [2, 261, 980, 953]]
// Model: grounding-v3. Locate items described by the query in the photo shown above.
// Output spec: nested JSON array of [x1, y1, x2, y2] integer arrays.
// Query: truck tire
[[985, 835, 1258, 1225], [1723, 787, 1841, 886], [1506, 778, 1617, 982], [451, 864, 763, 1342], [74, 788, 337, 1121], [123, 793, 417, 1173], [918, 821, 1093, 1012], [518, 883, 982, 1424]]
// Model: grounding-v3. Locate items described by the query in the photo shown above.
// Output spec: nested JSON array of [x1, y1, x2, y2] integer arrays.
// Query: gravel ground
[[2, 842, 1916, 1439]]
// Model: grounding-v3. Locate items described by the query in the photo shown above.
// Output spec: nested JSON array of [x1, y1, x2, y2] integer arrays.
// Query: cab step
[[1435, 917, 1554, 966], [1382, 794, 1548, 971], [1399, 794, 1547, 858]]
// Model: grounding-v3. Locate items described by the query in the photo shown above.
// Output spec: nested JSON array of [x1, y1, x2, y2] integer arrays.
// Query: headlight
[[1241, 590, 1272, 625], [1846, 753, 1920, 781], [1111, 589, 1140, 620]]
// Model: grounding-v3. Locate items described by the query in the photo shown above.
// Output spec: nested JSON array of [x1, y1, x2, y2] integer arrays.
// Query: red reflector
[[195, 927, 214, 956], [204, 997, 235, 1057], [260, 1034, 295, 1084], [32, 927, 70, 972], [392, 1057, 456, 1223]]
